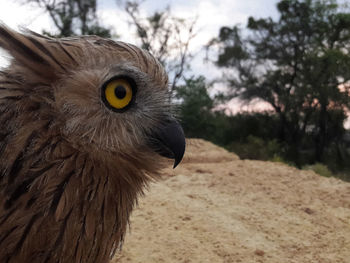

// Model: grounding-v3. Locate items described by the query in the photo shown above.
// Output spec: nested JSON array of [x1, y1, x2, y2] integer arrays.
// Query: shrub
[[302, 163, 333, 178], [229, 136, 283, 161]]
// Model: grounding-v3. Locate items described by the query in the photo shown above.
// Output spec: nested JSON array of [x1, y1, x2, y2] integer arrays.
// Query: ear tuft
[[0, 25, 68, 79]]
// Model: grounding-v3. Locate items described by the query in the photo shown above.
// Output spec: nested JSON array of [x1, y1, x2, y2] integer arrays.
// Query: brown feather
[[0, 25, 176, 263]]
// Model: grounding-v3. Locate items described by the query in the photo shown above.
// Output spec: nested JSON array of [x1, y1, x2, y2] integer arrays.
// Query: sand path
[[113, 139, 350, 263]]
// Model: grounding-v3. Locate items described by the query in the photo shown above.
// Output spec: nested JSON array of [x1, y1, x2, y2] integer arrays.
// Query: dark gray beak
[[148, 118, 186, 168]]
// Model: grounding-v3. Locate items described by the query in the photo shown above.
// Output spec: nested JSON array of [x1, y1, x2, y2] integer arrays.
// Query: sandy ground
[[112, 139, 350, 263]]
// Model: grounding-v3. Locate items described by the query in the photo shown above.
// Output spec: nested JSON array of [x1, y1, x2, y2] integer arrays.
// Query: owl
[[0, 25, 185, 263]]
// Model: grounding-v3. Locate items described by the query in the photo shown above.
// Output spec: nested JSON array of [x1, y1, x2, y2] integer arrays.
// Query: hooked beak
[[148, 118, 186, 168]]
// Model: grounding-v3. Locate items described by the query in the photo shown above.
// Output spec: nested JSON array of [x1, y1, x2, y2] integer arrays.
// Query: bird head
[[0, 26, 185, 170]]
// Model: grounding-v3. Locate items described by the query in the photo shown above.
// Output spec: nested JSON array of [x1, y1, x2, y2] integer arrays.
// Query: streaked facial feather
[[0, 25, 177, 263]]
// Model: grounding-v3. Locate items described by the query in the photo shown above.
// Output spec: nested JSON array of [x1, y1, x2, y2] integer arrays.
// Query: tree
[[120, 0, 197, 94], [24, 0, 196, 95], [209, 0, 350, 164], [176, 76, 216, 139], [24, 0, 111, 37]]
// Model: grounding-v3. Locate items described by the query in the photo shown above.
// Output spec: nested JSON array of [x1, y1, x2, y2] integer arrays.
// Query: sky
[[0, 0, 280, 74]]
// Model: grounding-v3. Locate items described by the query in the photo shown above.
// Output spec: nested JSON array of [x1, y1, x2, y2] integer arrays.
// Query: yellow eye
[[102, 77, 136, 111]]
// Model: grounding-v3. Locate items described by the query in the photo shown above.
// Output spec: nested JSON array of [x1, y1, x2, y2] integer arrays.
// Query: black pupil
[[115, 85, 127, 99]]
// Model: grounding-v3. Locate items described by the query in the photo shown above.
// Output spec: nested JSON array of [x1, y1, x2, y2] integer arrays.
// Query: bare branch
[[120, 0, 197, 95]]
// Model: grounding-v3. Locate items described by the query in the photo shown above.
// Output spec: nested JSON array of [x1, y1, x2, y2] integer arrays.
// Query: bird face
[[0, 28, 185, 168], [0, 26, 185, 263]]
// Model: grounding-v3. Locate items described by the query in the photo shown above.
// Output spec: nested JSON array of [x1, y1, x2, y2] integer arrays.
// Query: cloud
[[0, 0, 280, 81], [114, 0, 280, 79], [0, 1, 52, 32]]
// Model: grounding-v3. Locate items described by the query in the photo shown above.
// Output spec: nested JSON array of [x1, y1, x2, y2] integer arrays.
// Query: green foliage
[[210, 0, 350, 165], [302, 163, 333, 178], [173, 73, 350, 181], [228, 136, 283, 161], [176, 76, 282, 150], [223, 113, 280, 142], [270, 154, 289, 165], [84, 25, 113, 38], [176, 76, 217, 141]]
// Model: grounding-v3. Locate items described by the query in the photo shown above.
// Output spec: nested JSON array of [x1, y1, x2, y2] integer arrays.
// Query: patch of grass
[[270, 155, 285, 163], [270, 154, 296, 166], [302, 163, 333, 178]]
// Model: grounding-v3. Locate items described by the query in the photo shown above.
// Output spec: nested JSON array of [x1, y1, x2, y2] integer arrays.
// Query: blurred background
[[1, 0, 350, 180]]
